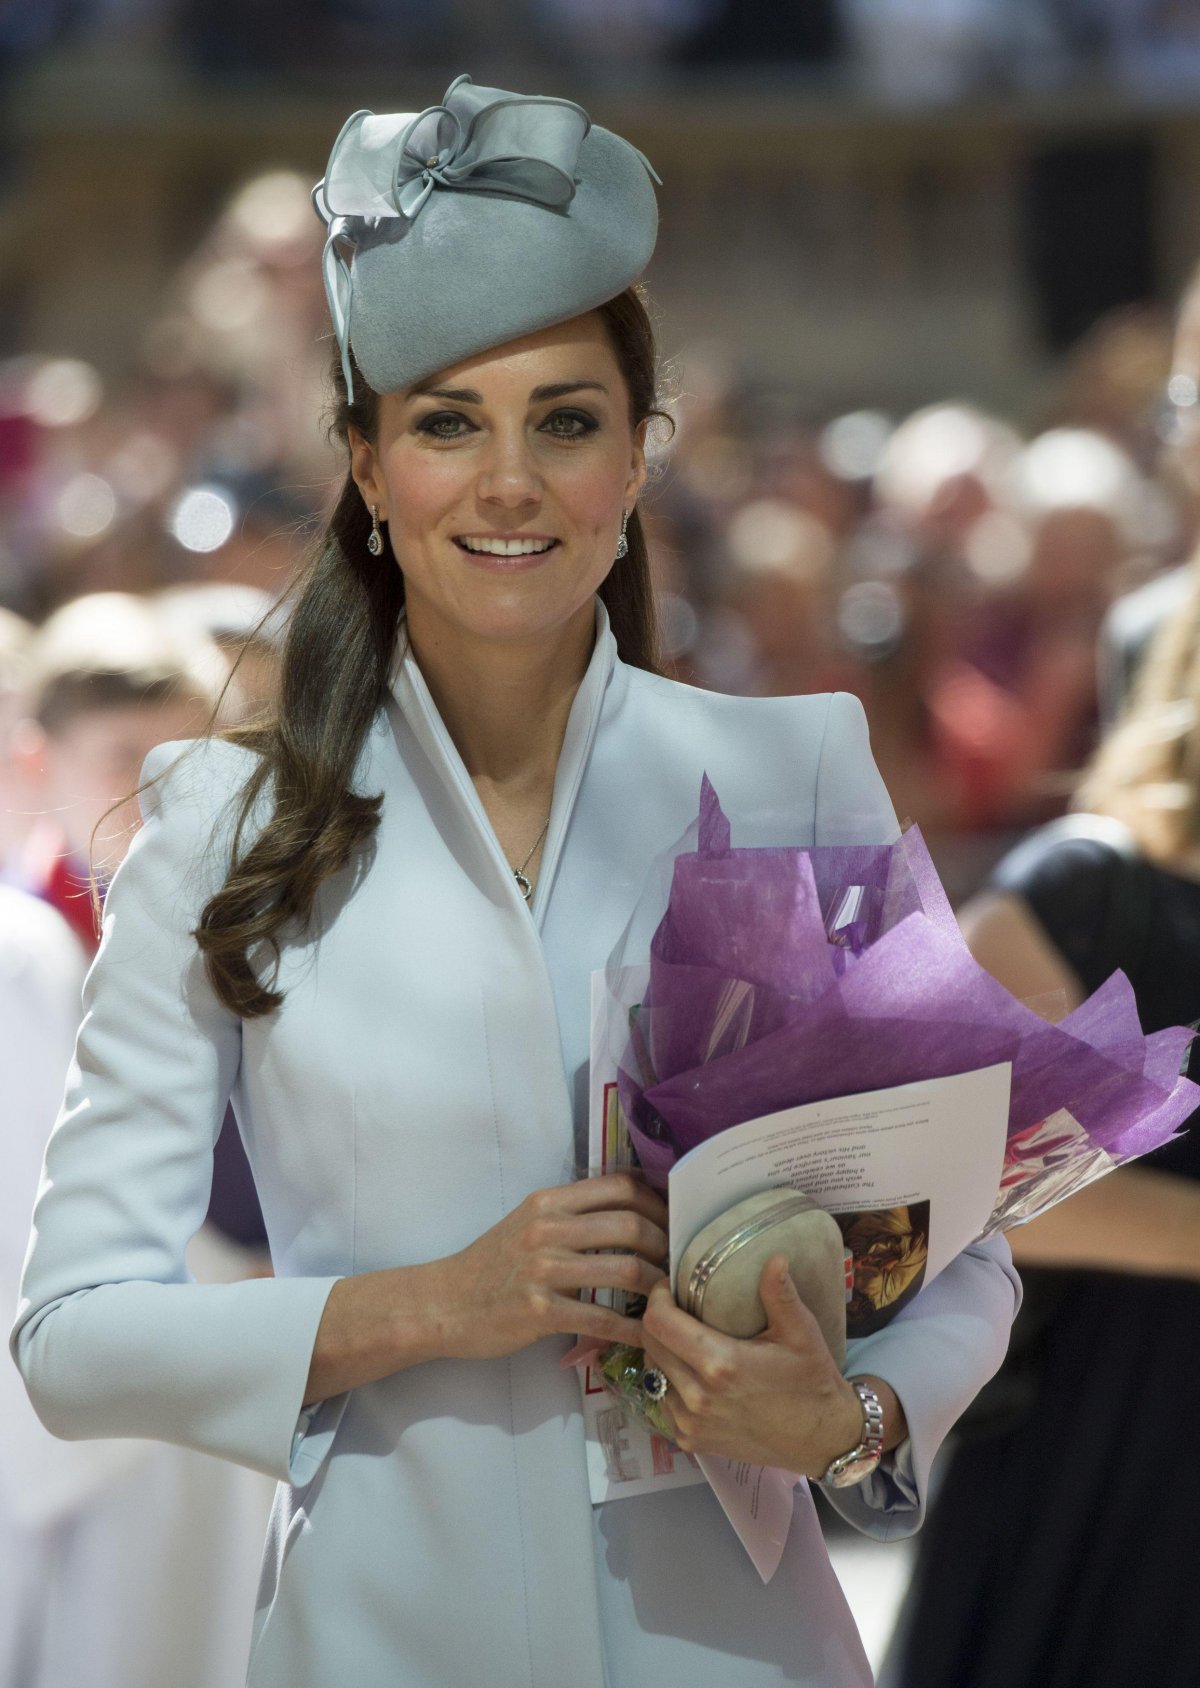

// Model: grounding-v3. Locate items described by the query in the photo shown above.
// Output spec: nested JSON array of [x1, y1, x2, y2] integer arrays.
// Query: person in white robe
[[1, 870, 273, 1686]]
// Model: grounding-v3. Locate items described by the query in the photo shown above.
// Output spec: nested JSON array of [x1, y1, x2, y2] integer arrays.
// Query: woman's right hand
[[427, 1173, 669, 1361], [303, 1174, 668, 1406]]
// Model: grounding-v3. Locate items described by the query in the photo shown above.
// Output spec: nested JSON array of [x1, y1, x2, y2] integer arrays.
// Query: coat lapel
[[384, 601, 618, 932]]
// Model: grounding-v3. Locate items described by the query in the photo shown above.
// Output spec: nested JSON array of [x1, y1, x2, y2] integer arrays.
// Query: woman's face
[[349, 311, 648, 653]]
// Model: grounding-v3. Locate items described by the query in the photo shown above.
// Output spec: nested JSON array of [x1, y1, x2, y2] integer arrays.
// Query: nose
[[475, 425, 543, 509]]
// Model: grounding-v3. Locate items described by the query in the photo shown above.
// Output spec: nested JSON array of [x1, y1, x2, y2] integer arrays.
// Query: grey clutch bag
[[676, 1190, 848, 1367]]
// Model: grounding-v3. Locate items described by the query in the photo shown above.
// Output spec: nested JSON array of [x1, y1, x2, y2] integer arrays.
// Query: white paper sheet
[[668, 1063, 1012, 1295]]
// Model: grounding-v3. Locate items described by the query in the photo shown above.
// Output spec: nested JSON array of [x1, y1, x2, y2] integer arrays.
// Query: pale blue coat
[[11, 603, 1019, 1687]]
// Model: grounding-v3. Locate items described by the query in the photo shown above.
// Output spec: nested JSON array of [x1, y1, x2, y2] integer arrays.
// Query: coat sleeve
[[811, 691, 1023, 1535], [828, 1234, 1020, 1537], [9, 739, 346, 1486]]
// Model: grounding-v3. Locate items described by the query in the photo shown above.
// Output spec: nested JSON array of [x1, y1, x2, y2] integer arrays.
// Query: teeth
[[459, 537, 555, 556]]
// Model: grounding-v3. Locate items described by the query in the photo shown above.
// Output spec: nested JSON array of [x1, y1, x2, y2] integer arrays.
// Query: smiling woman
[[350, 315, 648, 653], [195, 288, 666, 1017], [10, 72, 1020, 1688]]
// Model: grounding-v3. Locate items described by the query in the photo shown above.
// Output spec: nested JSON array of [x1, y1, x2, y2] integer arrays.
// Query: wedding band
[[641, 1367, 669, 1402]]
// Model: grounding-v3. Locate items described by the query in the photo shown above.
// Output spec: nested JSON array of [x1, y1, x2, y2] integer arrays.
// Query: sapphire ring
[[641, 1367, 670, 1402]]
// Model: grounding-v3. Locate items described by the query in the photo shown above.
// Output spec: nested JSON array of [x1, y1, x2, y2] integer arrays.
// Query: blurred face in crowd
[[23, 696, 205, 878], [348, 312, 647, 657]]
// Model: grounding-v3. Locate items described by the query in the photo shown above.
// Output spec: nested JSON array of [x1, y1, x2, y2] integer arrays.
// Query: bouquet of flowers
[[591, 776, 1199, 1429]]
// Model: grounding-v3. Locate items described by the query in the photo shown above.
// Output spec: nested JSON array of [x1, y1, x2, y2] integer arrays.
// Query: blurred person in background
[[928, 426, 1151, 833], [7, 591, 229, 935], [838, 403, 1020, 848], [141, 167, 338, 493], [850, 408, 1148, 853], [1, 591, 275, 1688], [11, 588, 274, 1258], [0, 880, 114, 1684], [0, 605, 32, 867], [884, 558, 1200, 1688], [715, 497, 852, 699], [0, 171, 328, 625], [158, 581, 284, 719], [1099, 262, 1200, 722], [870, 403, 1022, 562]]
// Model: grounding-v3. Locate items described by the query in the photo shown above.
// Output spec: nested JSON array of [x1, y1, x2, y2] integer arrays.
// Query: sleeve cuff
[[288, 1389, 351, 1486], [820, 1236, 1020, 1539], [13, 1272, 353, 1487]]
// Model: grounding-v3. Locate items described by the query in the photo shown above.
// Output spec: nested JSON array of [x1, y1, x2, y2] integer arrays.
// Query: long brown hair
[[195, 284, 669, 1018]]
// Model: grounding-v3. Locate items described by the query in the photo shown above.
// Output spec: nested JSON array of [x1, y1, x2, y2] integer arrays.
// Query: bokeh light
[[26, 359, 103, 428], [168, 485, 237, 553], [54, 473, 117, 539]]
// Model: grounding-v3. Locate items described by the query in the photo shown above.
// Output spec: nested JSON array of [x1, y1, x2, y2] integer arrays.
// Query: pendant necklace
[[513, 816, 552, 903]]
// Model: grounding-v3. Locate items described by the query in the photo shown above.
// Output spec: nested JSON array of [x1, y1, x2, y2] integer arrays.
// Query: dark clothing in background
[[993, 825, 1200, 1157], [1019, 136, 1158, 354], [892, 821, 1200, 1688], [674, 0, 842, 65]]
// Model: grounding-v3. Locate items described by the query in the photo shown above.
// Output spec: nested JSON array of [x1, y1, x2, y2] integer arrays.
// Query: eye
[[416, 410, 474, 440], [540, 409, 598, 440]]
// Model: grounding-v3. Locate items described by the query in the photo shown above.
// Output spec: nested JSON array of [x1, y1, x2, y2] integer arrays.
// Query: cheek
[[380, 450, 465, 521], [560, 454, 634, 530]]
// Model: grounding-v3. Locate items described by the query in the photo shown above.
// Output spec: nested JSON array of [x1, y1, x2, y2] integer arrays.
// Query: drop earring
[[615, 508, 630, 561], [367, 504, 384, 557]]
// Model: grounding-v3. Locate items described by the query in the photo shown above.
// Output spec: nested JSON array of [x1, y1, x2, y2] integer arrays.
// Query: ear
[[347, 424, 388, 521], [624, 417, 650, 512]]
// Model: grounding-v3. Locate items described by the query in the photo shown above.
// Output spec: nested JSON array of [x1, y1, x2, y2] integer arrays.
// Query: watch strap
[[820, 1379, 885, 1488]]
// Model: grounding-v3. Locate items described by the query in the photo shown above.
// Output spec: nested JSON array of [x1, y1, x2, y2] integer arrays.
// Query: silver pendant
[[514, 870, 533, 901]]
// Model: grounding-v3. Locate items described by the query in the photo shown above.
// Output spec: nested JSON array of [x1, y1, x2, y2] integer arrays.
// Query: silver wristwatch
[[820, 1380, 885, 1489]]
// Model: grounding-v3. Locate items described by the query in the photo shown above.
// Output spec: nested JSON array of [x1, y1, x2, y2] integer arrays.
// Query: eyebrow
[[405, 380, 610, 404]]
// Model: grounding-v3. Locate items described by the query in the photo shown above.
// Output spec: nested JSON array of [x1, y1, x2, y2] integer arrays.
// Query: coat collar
[[385, 598, 618, 929]]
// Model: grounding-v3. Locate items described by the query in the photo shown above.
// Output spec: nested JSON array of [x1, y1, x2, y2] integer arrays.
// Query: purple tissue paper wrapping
[[614, 778, 1199, 1232]]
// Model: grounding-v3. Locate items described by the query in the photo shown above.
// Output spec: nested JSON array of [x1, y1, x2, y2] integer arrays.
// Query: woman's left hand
[[639, 1252, 883, 1479]]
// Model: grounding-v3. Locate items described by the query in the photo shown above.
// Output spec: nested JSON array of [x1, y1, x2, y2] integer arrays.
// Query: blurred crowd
[[653, 296, 1194, 895], [7, 0, 1200, 98], [2, 159, 1197, 902]]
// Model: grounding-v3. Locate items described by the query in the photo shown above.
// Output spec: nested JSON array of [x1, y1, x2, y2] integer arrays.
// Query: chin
[[474, 602, 592, 646], [419, 581, 600, 647]]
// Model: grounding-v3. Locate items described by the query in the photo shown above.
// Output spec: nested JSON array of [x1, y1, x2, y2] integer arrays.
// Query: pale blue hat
[[313, 74, 661, 401]]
